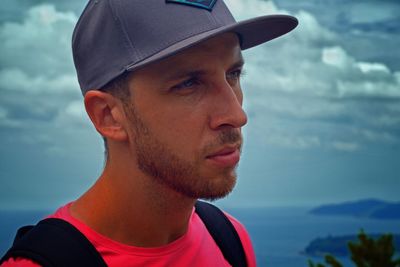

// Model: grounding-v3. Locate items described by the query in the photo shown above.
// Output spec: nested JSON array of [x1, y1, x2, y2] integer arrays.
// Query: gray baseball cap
[[72, 0, 298, 94]]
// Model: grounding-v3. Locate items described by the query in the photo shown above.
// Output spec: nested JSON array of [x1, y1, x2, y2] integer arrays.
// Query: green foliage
[[307, 230, 400, 267], [308, 254, 343, 267], [325, 255, 343, 267], [349, 230, 400, 267], [308, 259, 324, 267]]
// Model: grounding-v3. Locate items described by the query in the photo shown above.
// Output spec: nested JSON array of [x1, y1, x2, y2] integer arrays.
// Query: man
[[1, 0, 297, 266]]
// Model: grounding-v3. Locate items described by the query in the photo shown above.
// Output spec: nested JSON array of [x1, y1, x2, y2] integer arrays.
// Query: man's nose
[[209, 81, 248, 130]]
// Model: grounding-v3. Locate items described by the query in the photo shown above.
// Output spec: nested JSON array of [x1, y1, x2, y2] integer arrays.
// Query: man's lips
[[206, 146, 241, 167]]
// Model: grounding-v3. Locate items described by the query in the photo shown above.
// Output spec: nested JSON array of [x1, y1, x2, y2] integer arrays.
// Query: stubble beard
[[125, 104, 242, 201]]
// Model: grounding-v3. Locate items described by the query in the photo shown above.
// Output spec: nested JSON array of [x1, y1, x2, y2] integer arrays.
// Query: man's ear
[[84, 90, 128, 142]]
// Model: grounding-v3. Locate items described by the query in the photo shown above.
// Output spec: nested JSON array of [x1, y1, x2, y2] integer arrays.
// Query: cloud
[[264, 134, 321, 150], [355, 129, 397, 144], [357, 62, 390, 74], [0, 4, 77, 77], [227, 0, 282, 19], [55, 99, 91, 128], [332, 141, 360, 152], [0, 4, 79, 94], [64, 100, 86, 119], [346, 2, 400, 24], [322, 46, 353, 69], [0, 68, 78, 94], [321, 46, 400, 98], [0, 4, 84, 147], [226, 0, 400, 152]]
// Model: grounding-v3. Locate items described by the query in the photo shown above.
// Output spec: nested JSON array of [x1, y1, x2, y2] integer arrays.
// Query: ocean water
[[1, 207, 399, 266], [225, 206, 400, 267]]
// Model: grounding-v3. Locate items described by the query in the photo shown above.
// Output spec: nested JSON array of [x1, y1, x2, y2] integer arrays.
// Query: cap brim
[[126, 14, 298, 72], [232, 14, 298, 49]]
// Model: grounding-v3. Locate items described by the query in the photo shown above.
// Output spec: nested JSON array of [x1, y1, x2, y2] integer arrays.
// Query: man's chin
[[193, 173, 237, 201], [198, 190, 232, 202]]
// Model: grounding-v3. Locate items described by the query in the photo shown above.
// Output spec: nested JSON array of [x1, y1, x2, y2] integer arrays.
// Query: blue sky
[[0, 0, 399, 209]]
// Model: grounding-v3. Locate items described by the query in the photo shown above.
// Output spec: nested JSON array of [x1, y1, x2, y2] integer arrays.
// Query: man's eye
[[172, 78, 199, 91], [227, 69, 245, 81]]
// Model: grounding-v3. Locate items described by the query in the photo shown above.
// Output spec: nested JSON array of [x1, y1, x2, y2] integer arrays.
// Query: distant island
[[304, 234, 400, 257], [309, 199, 400, 220]]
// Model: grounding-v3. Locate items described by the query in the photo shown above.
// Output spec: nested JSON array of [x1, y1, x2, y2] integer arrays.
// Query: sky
[[0, 0, 399, 210]]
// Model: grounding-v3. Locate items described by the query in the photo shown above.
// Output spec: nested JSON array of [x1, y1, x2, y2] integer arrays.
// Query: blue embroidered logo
[[166, 0, 217, 11]]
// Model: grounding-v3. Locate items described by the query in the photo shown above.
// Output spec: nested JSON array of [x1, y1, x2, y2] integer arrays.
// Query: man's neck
[[70, 163, 196, 247]]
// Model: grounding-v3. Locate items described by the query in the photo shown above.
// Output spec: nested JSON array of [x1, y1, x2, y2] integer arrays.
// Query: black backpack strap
[[0, 218, 107, 267], [195, 200, 247, 267]]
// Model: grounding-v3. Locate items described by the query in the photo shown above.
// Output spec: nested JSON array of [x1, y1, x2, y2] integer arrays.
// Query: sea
[[0, 207, 399, 267]]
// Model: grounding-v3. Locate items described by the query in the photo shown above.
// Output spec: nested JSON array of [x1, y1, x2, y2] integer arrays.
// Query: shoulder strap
[[195, 200, 247, 267], [0, 218, 107, 267]]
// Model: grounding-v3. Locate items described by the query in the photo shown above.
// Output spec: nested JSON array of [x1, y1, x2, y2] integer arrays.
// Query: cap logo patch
[[166, 0, 217, 11]]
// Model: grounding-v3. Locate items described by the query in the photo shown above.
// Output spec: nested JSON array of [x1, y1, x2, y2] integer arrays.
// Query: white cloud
[[357, 62, 390, 74], [226, 0, 282, 19], [0, 4, 77, 77], [293, 10, 336, 43], [65, 100, 86, 119], [53, 99, 92, 130], [233, 0, 400, 99], [356, 129, 397, 143], [0, 68, 78, 94], [229, 0, 400, 151], [265, 134, 321, 150], [332, 141, 360, 152], [336, 79, 400, 98], [0, 4, 83, 137], [322, 46, 353, 69], [319, 46, 400, 98], [347, 2, 400, 24]]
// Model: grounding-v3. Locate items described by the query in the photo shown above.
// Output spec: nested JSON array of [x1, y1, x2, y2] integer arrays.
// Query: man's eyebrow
[[166, 70, 207, 81], [229, 58, 245, 71]]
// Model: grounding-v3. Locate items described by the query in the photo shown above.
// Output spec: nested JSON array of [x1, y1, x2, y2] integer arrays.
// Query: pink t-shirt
[[2, 203, 256, 266]]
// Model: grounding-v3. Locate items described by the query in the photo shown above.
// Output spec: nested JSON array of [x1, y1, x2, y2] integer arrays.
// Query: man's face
[[123, 33, 247, 200]]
